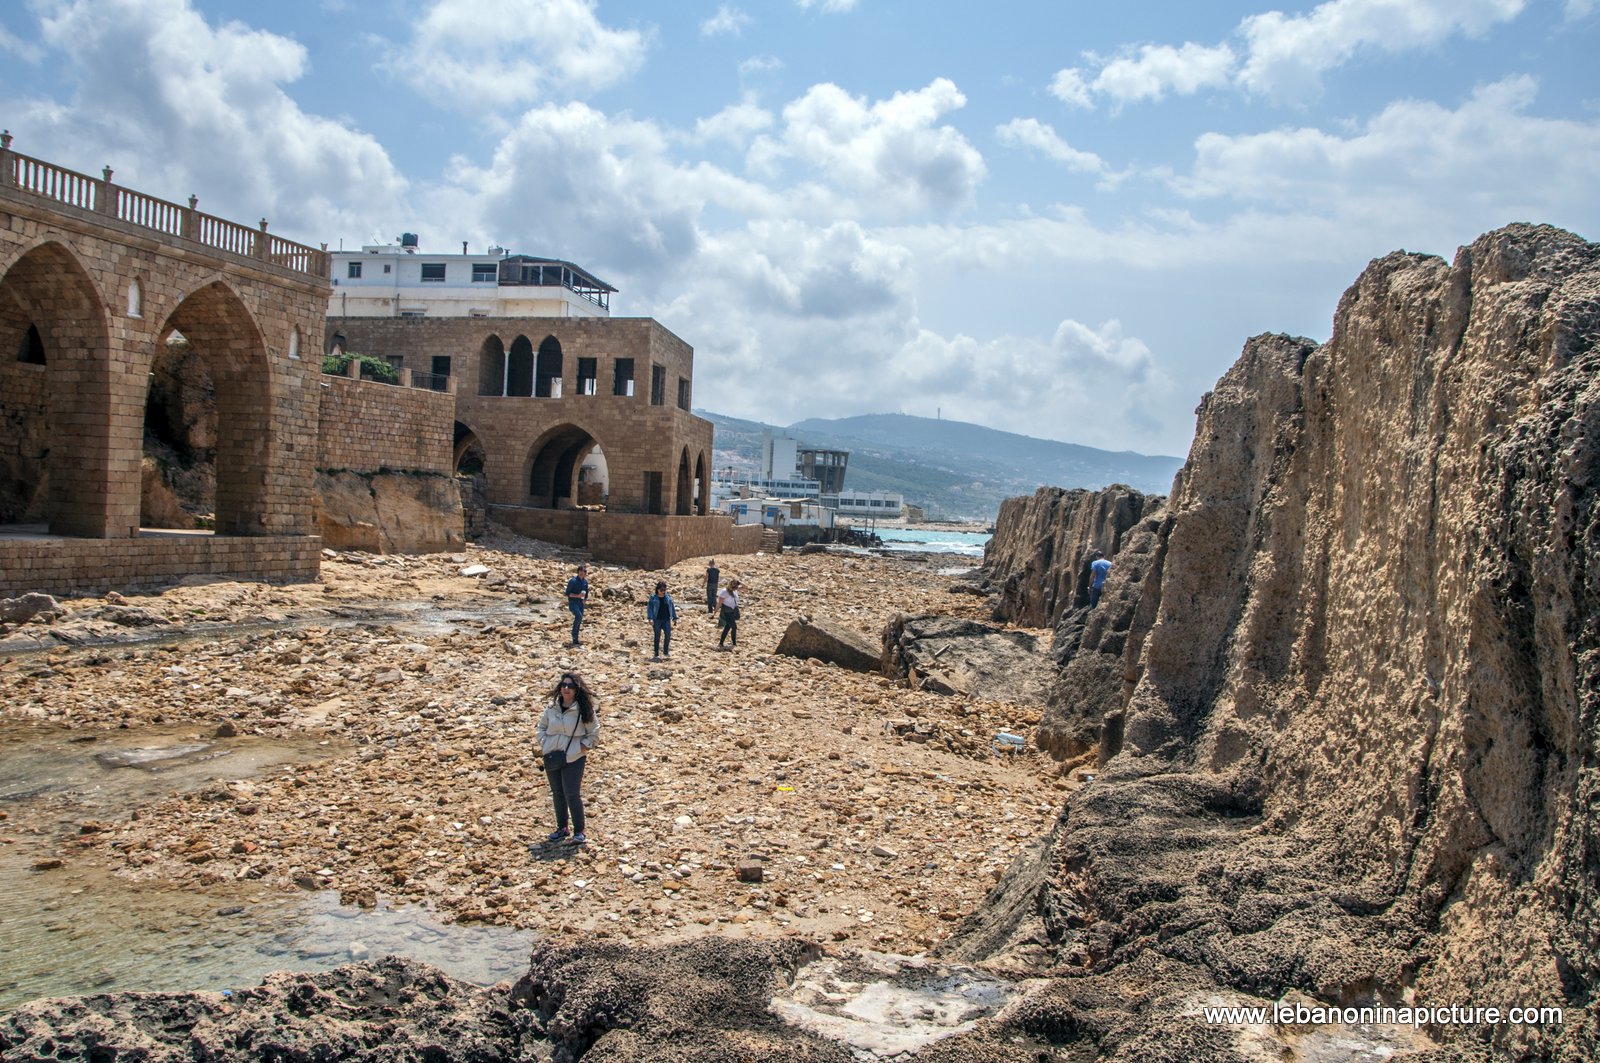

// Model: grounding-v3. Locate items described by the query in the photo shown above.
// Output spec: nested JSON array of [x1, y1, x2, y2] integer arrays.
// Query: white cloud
[[1049, 68, 1093, 109], [995, 118, 1105, 174], [1052, 0, 1529, 109], [747, 79, 987, 220], [1239, 0, 1529, 99], [0, 22, 41, 62], [796, 0, 858, 12], [1566, 0, 1598, 17], [694, 99, 774, 146], [394, 0, 649, 111], [1177, 76, 1600, 232], [1091, 42, 1236, 106], [7, 0, 406, 245], [739, 54, 784, 78], [701, 4, 750, 37]]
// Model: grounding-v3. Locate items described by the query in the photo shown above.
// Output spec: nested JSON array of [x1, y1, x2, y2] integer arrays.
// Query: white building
[[329, 237, 615, 319], [827, 490, 905, 518]]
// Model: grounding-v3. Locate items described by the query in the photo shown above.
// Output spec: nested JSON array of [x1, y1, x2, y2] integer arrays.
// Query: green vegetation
[[321, 351, 399, 384]]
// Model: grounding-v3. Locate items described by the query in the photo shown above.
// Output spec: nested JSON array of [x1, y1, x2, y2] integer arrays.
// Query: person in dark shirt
[[647, 580, 678, 659], [565, 564, 589, 646], [704, 560, 720, 616]]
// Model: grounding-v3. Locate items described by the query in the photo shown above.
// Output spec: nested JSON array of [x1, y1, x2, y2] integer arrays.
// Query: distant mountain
[[697, 410, 1185, 522]]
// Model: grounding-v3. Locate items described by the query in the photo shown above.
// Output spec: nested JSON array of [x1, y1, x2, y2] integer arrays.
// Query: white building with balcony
[[329, 237, 615, 319]]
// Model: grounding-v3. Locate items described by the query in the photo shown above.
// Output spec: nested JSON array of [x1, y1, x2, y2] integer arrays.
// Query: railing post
[[182, 194, 197, 240], [0, 131, 14, 188], [445, 374, 457, 395], [99, 165, 116, 216], [346, 358, 361, 380], [399, 368, 413, 388], [257, 218, 270, 261]]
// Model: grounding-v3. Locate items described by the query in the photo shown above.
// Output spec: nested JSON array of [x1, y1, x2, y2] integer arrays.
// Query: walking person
[[704, 560, 720, 616], [536, 671, 599, 847], [647, 580, 678, 659], [565, 563, 589, 646], [717, 578, 742, 649], [1088, 551, 1112, 609]]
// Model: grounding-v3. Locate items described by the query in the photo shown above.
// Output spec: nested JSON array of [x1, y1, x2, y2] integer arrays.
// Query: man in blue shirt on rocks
[[565, 564, 589, 646], [1089, 550, 1112, 609]]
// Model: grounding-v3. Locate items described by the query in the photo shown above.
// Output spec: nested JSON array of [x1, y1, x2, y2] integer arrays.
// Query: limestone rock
[[881, 615, 1054, 705], [774, 618, 881, 673], [315, 470, 465, 554], [0, 593, 63, 625]]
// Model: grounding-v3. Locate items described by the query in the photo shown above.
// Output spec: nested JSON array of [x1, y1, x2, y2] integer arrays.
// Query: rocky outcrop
[[0, 957, 529, 1061], [316, 470, 465, 554], [968, 224, 1600, 1060], [983, 485, 1161, 628], [882, 614, 1055, 705], [775, 617, 882, 672]]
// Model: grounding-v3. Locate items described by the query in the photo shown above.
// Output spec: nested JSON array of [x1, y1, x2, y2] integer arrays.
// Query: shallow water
[[0, 723, 532, 1011]]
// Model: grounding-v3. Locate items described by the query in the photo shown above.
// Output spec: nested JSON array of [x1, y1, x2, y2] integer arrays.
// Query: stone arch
[[329, 331, 347, 357], [536, 335, 563, 398], [507, 335, 534, 397], [453, 420, 486, 475], [695, 451, 710, 515], [477, 334, 505, 395], [159, 280, 273, 535], [675, 446, 692, 515], [0, 240, 114, 534], [526, 423, 602, 509]]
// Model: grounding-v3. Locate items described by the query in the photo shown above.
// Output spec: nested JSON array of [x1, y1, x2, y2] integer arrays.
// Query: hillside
[[698, 411, 1183, 520]]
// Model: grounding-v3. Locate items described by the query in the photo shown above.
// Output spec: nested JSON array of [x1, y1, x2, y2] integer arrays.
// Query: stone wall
[[0, 534, 320, 598], [316, 375, 454, 475], [489, 506, 763, 569]]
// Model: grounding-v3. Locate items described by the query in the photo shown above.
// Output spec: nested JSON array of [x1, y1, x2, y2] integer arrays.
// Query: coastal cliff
[[965, 223, 1600, 1060]]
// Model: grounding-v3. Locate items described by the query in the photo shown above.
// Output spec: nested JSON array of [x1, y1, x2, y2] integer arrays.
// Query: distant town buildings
[[713, 429, 905, 524], [329, 237, 614, 320]]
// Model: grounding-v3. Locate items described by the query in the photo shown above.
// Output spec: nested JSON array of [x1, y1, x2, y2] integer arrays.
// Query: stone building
[[0, 134, 328, 596]]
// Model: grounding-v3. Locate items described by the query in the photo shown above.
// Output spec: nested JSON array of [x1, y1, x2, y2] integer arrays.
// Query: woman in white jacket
[[536, 671, 599, 846]]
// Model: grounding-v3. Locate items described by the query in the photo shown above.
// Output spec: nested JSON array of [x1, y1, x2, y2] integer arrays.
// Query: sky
[[2, 0, 1597, 457]]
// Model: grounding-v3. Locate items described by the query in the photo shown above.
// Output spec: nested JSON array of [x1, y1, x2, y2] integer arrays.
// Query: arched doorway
[[0, 242, 112, 535], [526, 424, 602, 509], [536, 335, 563, 397], [478, 335, 505, 396], [507, 336, 534, 397], [675, 447, 692, 515], [159, 281, 272, 535], [694, 452, 709, 515], [140, 330, 216, 529]]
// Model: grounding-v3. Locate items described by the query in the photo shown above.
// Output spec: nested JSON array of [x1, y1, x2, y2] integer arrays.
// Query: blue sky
[[3, 0, 1597, 456]]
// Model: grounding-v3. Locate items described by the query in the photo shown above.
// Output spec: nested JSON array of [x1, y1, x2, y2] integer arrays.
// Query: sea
[[876, 527, 991, 559]]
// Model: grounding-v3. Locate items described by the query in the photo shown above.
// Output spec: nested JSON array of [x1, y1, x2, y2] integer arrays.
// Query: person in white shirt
[[716, 579, 742, 650], [535, 671, 599, 846]]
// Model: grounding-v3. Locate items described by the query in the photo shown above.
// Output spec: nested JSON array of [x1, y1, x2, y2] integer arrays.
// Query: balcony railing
[[0, 131, 329, 281]]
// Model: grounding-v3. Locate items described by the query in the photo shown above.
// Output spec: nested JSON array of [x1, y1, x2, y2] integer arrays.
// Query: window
[[471, 263, 497, 283], [347, 261, 363, 279], [578, 357, 597, 395], [614, 358, 635, 397], [127, 279, 142, 318], [289, 328, 301, 360], [399, 309, 426, 318], [383, 264, 391, 273], [385, 355, 404, 369], [432, 356, 452, 378], [677, 377, 690, 411], [650, 365, 666, 406], [421, 263, 446, 282]]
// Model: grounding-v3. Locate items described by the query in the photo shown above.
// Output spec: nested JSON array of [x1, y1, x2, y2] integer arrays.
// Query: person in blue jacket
[[647, 580, 678, 659], [1088, 550, 1112, 608], [565, 564, 589, 646]]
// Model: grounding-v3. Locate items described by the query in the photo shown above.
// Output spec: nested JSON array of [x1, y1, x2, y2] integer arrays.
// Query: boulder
[[0, 593, 64, 625], [774, 618, 881, 673], [882, 615, 1054, 705]]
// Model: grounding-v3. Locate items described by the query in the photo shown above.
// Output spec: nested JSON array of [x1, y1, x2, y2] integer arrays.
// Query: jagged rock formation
[[964, 223, 1600, 1060], [882, 614, 1056, 704], [983, 485, 1161, 629]]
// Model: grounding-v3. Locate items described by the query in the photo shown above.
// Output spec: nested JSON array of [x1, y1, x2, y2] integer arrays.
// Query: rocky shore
[[1, 538, 1062, 963]]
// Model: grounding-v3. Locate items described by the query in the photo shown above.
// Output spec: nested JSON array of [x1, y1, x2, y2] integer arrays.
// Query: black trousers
[[546, 756, 586, 833]]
